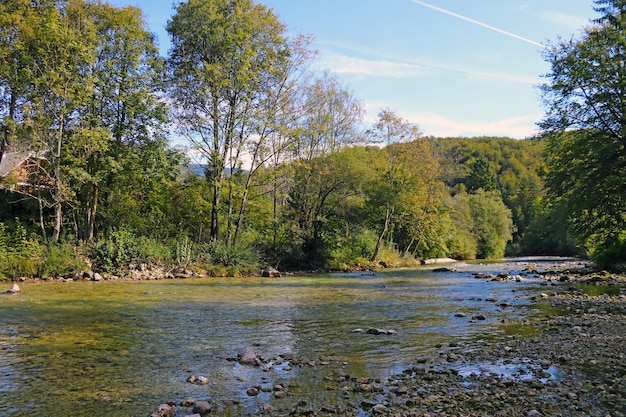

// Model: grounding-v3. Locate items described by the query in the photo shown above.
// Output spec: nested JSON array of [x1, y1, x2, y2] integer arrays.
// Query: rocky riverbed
[[150, 268, 626, 417]]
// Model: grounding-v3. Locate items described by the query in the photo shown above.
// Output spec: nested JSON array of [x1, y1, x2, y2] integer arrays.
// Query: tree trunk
[[37, 189, 48, 244], [371, 205, 393, 262], [83, 185, 98, 241], [210, 178, 222, 241], [52, 198, 62, 243]]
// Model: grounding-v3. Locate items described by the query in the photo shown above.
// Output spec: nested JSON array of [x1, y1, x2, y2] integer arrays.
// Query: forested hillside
[[1, 0, 623, 278]]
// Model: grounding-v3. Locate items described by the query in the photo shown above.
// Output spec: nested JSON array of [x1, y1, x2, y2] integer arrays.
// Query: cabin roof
[[0, 151, 35, 177]]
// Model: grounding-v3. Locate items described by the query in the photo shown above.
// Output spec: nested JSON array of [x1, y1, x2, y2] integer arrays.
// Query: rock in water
[[6, 283, 20, 294], [238, 346, 260, 365], [191, 400, 212, 416], [149, 403, 176, 417], [366, 328, 396, 335]]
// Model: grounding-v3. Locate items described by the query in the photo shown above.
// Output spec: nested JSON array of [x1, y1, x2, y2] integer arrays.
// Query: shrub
[[175, 236, 194, 267], [590, 232, 626, 272], [0, 221, 42, 280], [203, 240, 260, 269], [90, 229, 172, 273], [38, 244, 89, 278]]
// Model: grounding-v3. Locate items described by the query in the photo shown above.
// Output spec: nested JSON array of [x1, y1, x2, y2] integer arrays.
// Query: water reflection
[[0, 260, 566, 416]]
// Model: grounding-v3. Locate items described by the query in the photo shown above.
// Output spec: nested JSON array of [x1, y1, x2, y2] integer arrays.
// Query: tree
[[540, 0, 626, 267], [0, 0, 39, 161], [468, 189, 515, 258], [285, 74, 365, 264], [229, 34, 315, 246], [465, 156, 498, 193], [22, 0, 97, 243], [0, 0, 169, 243], [367, 109, 422, 262], [286, 146, 374, 267], [70, 1, 168, 241], [167, 0, 291, 242]]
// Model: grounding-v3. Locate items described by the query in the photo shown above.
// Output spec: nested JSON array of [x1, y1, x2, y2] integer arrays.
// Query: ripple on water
[[453, 359, 563, 384]]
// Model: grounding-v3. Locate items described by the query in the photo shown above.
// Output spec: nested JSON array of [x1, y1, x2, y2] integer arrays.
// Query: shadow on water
[[0, 259, 573, 416]]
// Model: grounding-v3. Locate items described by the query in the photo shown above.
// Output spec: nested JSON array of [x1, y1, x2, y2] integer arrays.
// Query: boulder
[[262, 267, 281, 277], [149, 403, 176, 417], [238, 346, 261, 365], [180, 398, 196, 407], [191, 401, 211, 416], [6, 283, 21, 294]]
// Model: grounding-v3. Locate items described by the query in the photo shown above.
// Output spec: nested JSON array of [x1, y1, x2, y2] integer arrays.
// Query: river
[[0, 258, 576, 416]]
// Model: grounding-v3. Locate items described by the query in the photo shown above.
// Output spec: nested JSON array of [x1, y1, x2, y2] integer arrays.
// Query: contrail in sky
[[411, 0, 546, 48]]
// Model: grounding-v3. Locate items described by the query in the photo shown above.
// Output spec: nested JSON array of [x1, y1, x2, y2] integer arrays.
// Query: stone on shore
[[262, 267, 281, 277]]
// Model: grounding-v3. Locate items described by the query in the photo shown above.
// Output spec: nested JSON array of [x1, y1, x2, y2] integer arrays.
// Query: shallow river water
[[0, 259, 571, 416]]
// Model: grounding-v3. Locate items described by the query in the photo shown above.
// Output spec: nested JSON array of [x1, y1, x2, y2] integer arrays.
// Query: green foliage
[[167, 0, 292, 242], [0, 221, 41, 279], [38, 244, 88, 278], [516, 198, 581, 256], [435, 136, 546, 252], [90, 229, 172, 273], [465, 156, 498, 193], [175, 235, 194, 267], [540, 1, 626, 269], [327, 228, 378, 270], [444, 191, 515, 259], [468, 190, 515, 259], [199, 241, 260, 269], [590, 232, 626, 272], [1, 0, 596, 273], [443, 195, 478, 260]]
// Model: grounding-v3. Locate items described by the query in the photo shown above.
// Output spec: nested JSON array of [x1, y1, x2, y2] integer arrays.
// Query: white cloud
[[316, 51, 540, 85], [540, 11, 588, 30], [407, 112, 541, 138], [316, 54, 435, 78]]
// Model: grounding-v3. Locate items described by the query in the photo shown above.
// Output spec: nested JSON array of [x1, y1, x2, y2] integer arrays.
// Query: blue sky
[[110, 0, 598, 138]]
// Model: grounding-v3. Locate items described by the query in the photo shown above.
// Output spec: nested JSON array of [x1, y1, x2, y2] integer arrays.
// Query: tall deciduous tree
[[23, 0, 97, 243], [367, 109, 422, 262], [70, 1, 168, 241], [540, 0, 626, 267], [0, 0, 40, 161], [287, 74, 364, 262], [167, 0, 291, 242]]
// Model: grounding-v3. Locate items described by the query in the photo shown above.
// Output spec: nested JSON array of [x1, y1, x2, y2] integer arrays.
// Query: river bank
[[151, 267, 626, 417]]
